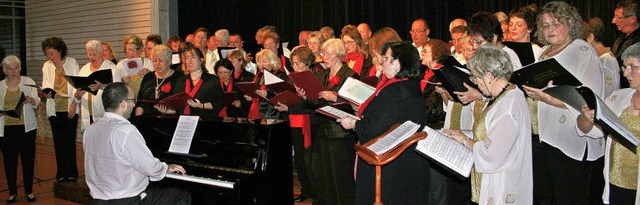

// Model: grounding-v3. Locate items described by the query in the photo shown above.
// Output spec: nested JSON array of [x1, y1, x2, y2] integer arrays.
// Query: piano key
[[165, 172, 235, 189]]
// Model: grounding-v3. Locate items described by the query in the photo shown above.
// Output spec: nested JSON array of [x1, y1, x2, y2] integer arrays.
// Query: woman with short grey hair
[[135, 45, 183, 116], [445, 44, 532, 204]]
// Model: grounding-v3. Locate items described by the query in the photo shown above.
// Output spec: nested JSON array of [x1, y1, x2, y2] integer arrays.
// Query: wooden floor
[[0, 137, 312, 205]]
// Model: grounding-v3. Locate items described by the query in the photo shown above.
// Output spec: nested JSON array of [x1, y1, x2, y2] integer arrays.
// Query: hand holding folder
[[63, 69, 113, 95]]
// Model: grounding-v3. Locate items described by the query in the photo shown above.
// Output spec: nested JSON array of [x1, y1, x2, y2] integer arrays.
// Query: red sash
[[420, 64, 439, 92], [343, 52, 365, 75], [248, 72, 264, 120], [357, 77, 407, 118], [289, 114, 312, 148], [234, 71, 243, 80], [279, 55, 287, 73], [367, 64, 378, 77], [218, 78, 234, 117], [184, 78, 203, 115]]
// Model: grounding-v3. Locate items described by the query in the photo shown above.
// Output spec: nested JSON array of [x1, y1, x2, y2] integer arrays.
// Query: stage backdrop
[[178, 0, 618, 48]]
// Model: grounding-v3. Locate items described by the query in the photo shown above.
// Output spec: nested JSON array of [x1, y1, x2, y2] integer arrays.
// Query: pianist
[[83, 82, 191, 204]]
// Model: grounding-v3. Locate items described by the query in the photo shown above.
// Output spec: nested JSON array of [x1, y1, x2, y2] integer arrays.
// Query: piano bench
[[54, 176, 92, 205]]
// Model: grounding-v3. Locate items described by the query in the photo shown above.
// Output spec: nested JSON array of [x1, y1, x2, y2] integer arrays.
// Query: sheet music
[[264, 70, 284, 85], [168, 115, 200, 154], [338, 77, 375, 105], [416, 126, 473, 177], [367, 121, 420, 155], [171, 54, 180, 65], [317, 105, 359, 120], [122, 57, 145, 76]]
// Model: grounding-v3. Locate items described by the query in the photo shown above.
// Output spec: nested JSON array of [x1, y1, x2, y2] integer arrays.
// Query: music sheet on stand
[[168, 115, 200, 154], [367, 121, 420, 155]]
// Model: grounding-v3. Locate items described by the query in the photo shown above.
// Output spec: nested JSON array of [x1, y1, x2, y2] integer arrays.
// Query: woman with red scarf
[[168, 44, 223, 121], [274, 46, 318, 203], [339, 42, 430, 205], [302, 38, 358, 205], [245, 49, 287, 121], [214, 58, 248, 118], [226, 50, 254, 82], [341, 25, 373, 78]]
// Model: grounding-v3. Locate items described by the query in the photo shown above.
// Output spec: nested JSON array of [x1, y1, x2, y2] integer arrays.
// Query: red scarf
[[420, 64, 438, 92], [343, 52, 365, 75], [367, 64, 378, 77], [184, 78, 203, 115], [218, 78, 234, 117], [279, 55, 287, 73], [289, 114, 312, 148], [234, 71, 243, 81], [248, 71, 264, 120], [357, 77, 407, 118]]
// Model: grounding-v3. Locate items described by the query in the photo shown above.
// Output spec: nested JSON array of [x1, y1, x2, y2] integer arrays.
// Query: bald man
[[357, 23, 372, 44]]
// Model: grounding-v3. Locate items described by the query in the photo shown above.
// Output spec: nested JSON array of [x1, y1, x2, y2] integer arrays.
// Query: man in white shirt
[[84, 83, 190, 204]]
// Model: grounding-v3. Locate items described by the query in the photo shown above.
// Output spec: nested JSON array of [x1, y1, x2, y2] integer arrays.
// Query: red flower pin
[[160, 83, 172, 93], [127, 61, 138, 69], [328, 76, 341, 89]]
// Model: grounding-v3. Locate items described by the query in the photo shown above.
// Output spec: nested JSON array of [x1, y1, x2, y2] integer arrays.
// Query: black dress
[[354, 79, 430, 205], [173, 71, 224, 121], [303, 64, 358, 205], [136, 71, 184, 116]]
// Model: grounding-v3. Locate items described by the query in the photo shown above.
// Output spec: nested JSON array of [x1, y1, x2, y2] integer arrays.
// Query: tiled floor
[[0, 137, 312, 205]]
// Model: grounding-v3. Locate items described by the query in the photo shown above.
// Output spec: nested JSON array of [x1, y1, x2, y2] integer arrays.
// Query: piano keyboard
[[165, 173, 235, 189]]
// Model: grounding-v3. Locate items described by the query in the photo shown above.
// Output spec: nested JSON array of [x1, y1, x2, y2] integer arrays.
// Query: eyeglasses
[[380, 55, 394, 62], [343, 40, 356, 45], [622, 65, 640, 72], [469, 75, 481, 83], [321, 52, 336, 57], [410, 29, 427, 34], [614, 15, 633, 21]]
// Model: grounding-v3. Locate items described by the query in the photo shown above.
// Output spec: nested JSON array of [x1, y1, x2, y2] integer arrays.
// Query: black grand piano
[[133, 116, 292, 205]]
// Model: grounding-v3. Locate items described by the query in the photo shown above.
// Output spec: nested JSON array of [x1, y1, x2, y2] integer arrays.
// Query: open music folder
[[0, 92, 26, 118], [432, 64, 478, 103], [23, 84, 70, 98], [415, 126, 474, 178], [288, 70, 324, 100], [63, 69, 113, 95], [315, 102, 358, 120], [510, 58, 581, 89], [264, 70, 296, 94], [337, 77, 375, 105], [138, 92, 193, 111], [544, 85, 638, 153]]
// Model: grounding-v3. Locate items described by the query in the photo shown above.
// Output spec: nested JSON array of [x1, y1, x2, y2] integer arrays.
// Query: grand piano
[[133, 116, 292, 205]]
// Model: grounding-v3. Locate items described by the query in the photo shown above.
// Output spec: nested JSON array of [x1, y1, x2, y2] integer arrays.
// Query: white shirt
[[42, 57, 80, 116], [443, 100, 479, 130], [538, 39, 605, 161], [502, 46, 523, 71], [78, 61, 119, 130], [452, 51, 467, 65], [472, 88, 533, 205], [205, 49, 219, 75], [599, 51, 621, 98], [84, 112, 168, 200], [115, 57, 154, 81], [0, 76, 40, 137], [412, 42, 423, 58]]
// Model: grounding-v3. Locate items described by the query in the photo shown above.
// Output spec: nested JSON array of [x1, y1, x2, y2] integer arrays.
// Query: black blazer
[[136, 71, 184, 116], [173, 71, 224, 121]]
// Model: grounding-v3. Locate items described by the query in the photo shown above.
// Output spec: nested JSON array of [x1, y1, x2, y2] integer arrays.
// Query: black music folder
[[432, 64, 478, 103], [217, 47, 238, 59], [502, 42, 535, 66], [544, 85, 638, 153], [0, 93, 25, 118], [510, 58, 581, 89], [63, 69, 113, 95]]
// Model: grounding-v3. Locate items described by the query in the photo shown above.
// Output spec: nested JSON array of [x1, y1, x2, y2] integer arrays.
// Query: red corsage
[[160, 83, 172, 93], [328, 76, 341, 89], [127, 61, 138, 69]]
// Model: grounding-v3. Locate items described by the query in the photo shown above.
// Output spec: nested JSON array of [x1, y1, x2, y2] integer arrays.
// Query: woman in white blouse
[[445, 44, 532, 205], [578, 43, 640, 204], [522, 2, 605, 204], [41, 37, 80, 183], [116, 35, 154, 97], [1, 55, 40, 202]]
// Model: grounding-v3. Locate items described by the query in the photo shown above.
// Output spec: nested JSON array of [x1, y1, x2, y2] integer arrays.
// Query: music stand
[[354, 123, 428, 205]]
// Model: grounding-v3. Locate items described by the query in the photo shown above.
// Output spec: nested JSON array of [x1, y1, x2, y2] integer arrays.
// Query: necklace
[[545, 39, 572, 57], [155, 70, 172, 99]]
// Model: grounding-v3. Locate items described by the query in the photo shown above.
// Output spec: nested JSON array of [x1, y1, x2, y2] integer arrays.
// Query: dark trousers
[[93, 187, 191, 205], [609, 183, 636, 205], [49, 112, 78, 180], [291, 128, 315, 199], [310, 134, 355, 205], [0, 126, 36, 195], [533, 140, 601, 205]]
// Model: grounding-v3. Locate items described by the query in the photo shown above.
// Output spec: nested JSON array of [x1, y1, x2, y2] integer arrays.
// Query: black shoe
[[26, 193, 36, 202], [6, 194, 17, 203], [67, 177, 77, 183]]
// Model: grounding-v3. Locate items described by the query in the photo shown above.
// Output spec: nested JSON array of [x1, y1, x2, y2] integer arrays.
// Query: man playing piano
[[83, 82, 191, 204]]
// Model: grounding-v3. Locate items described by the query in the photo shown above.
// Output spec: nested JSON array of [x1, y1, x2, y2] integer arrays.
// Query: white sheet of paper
[[168, 115, 200, 154], [337, 77, 375, 105], [367, 121, 420, 155], [122, 57, 145, 76], [264, 70, 284, 85], [416, 126, 474, 177], [171, 54, 180, 65]]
